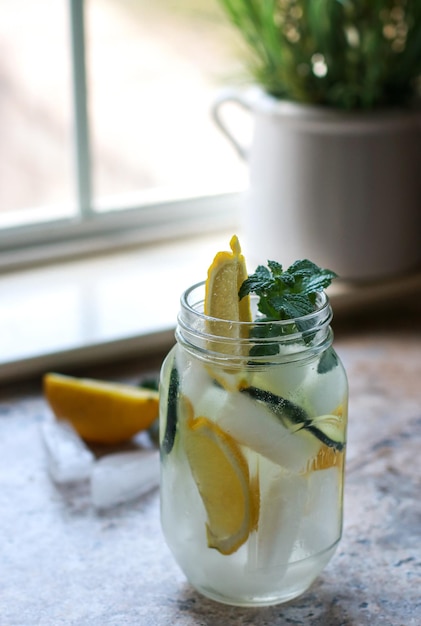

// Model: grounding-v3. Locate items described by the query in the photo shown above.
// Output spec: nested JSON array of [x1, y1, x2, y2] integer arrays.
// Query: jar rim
[[177, 281, 333, 363]]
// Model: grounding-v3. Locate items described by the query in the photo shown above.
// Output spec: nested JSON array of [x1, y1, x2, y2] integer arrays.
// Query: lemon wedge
[[44, 372, 159, 445], [204, 234, 252, 339], [182, 397, 259, 555], [203, 235, 252, 389]]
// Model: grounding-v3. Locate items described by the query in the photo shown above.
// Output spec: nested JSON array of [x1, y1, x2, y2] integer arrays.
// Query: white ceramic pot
[[212, 88, 421, 281]]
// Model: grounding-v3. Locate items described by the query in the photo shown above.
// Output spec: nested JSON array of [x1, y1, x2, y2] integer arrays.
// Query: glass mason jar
[[159, 281, 348, 607]]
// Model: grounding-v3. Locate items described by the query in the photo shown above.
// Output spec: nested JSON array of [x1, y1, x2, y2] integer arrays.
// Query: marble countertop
[[1, 312, 420, 626]]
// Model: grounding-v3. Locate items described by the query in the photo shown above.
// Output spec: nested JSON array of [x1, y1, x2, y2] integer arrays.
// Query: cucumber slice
[[162, 365, 179, 455], [240, 386, 310, 430], [241, 386, 345, 451], [307, 414, 345, 451]]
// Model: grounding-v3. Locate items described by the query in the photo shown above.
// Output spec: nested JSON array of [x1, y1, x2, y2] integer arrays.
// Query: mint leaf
[[268, 293, 315, 319], [317, 348, 338, 374], [239, 264, 273, 298]]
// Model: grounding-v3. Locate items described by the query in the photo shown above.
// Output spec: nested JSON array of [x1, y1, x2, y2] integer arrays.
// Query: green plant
[[216, 0, 421, 109]]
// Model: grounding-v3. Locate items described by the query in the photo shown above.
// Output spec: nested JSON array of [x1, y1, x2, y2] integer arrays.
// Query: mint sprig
[[239, 259, 337, 357], [239, 259, 337, 321]]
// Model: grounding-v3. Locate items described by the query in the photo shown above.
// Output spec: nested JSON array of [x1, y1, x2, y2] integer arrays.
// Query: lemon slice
[[183, 400, 259, 555], [44, 373, 159, 445], [204, 234, 252, 342]]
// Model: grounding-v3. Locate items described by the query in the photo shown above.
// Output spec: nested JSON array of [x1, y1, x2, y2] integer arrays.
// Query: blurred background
[[0, 0, 246, 226]]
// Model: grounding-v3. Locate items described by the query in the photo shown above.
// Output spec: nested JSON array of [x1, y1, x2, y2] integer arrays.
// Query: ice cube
[[194, 383, 227, 420], [177, 355, 211, 408], [91, 449, 160, 509], [296, 360, 346, 416], [41, 419, 95, 484], [216, 391, 320, 472], [297, 466, 342, 554], [255, 458, 308, 571], [251, 358, 311, 401]]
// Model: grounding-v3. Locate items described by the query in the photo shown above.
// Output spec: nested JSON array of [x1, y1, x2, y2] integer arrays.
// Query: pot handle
[[211, 89, 253, 160]]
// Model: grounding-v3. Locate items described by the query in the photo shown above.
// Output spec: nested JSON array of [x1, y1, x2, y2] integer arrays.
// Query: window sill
[[0, 232, 234, 382], [2, 230, 421, 383]]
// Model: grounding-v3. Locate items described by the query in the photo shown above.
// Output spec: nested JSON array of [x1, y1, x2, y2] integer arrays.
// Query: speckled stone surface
[[1, 316, 420, 626]]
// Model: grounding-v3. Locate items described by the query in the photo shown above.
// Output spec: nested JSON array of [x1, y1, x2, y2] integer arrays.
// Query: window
[[0, 0, 246, 269]]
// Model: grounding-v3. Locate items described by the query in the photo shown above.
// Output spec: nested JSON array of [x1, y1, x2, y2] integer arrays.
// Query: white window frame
[[0, 0, 240, 271]]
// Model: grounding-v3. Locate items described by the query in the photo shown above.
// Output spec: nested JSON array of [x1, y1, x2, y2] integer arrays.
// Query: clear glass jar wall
[[159, 282, 348, 607]]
